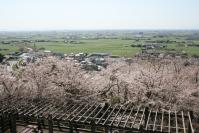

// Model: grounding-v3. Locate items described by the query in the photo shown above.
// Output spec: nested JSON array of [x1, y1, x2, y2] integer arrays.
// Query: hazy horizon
[[1, 0, 199, 31], [1, 29, 199, 32]]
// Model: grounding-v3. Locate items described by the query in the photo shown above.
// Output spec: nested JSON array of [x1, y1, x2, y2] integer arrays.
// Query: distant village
[[131, 43, 188, 60]]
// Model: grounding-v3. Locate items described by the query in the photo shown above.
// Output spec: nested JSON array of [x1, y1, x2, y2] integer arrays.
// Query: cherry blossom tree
[[0, 57, 198, 113]]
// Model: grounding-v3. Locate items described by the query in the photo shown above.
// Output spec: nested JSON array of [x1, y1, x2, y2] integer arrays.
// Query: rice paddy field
[[0, 30, 199, 57], [35, 39, 140, 56], [0, 39, 140, 57]]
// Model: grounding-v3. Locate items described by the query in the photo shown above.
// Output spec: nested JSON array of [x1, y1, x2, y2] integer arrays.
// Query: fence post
[[90, 119, 95, 133], [110, 127, 112, 133], [144, 107, 149, 128], [188, 111, 194, 133], [37, 116, 43, 133], [0, 112, 4, 133], [10, 111, 17, 133], [140, 125, 144, 133], [48, 114, 53, 133], [69, 121, 73, 133], [104, 127, 108, 133], [73, 122, 79, 133]]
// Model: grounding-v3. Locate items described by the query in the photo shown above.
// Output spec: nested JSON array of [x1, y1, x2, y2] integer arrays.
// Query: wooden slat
[[18, 101, 44, 115], [31, 103, 53, 117], [91, 104, 106, 123], [188, 112, 194, 133], [109, 105, 123, 126], [51, 102, 68, 118], [161, 110, 164, 132], [53, 103, 73, 119], [63, 103, 84, 121], [96, 105, 111, 124], [61, 104, 81, 119], [116, 105, 129, 127], [35, 104, 54, 117], [169, 110, 171, 133], [175, 111, 178, 133], [181, 111, 186, 133], [70, 103, 89, 121], [56, 104, 76, 120], [131, 106, 140, 128], [83, 104, 100, 123], [138, 107, 146, 130], [123, 106, 133, 128], [76, 103, 96, 122], [102, 105, 117, 125], [152, 110, 158, 131], [145, 109, 152, 130]]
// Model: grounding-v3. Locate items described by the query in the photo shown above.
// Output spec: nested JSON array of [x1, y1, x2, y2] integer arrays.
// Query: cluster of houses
[[141, 43, 167, 50], [2, 47, 111, 71], [132, 42, 189, 59], [138, 49, 189, 59], [68, 52, 110, 71], [131, 43, 167, 50]]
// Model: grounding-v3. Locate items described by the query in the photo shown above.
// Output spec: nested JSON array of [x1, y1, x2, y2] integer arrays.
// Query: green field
[[36, 39, 140, 56], [1, 38, 199, 57], [167, 44, 199, 56], [1, 31, 199, 57], [0, 39, 140, 57], [0, 44, 19, 55]]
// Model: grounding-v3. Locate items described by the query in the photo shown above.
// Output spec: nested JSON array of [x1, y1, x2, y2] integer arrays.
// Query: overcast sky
[[0, 0, 199, 31]]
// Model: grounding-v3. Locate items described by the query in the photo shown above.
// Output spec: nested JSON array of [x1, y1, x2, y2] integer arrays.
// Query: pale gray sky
[[0, 0, 199, 31]]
